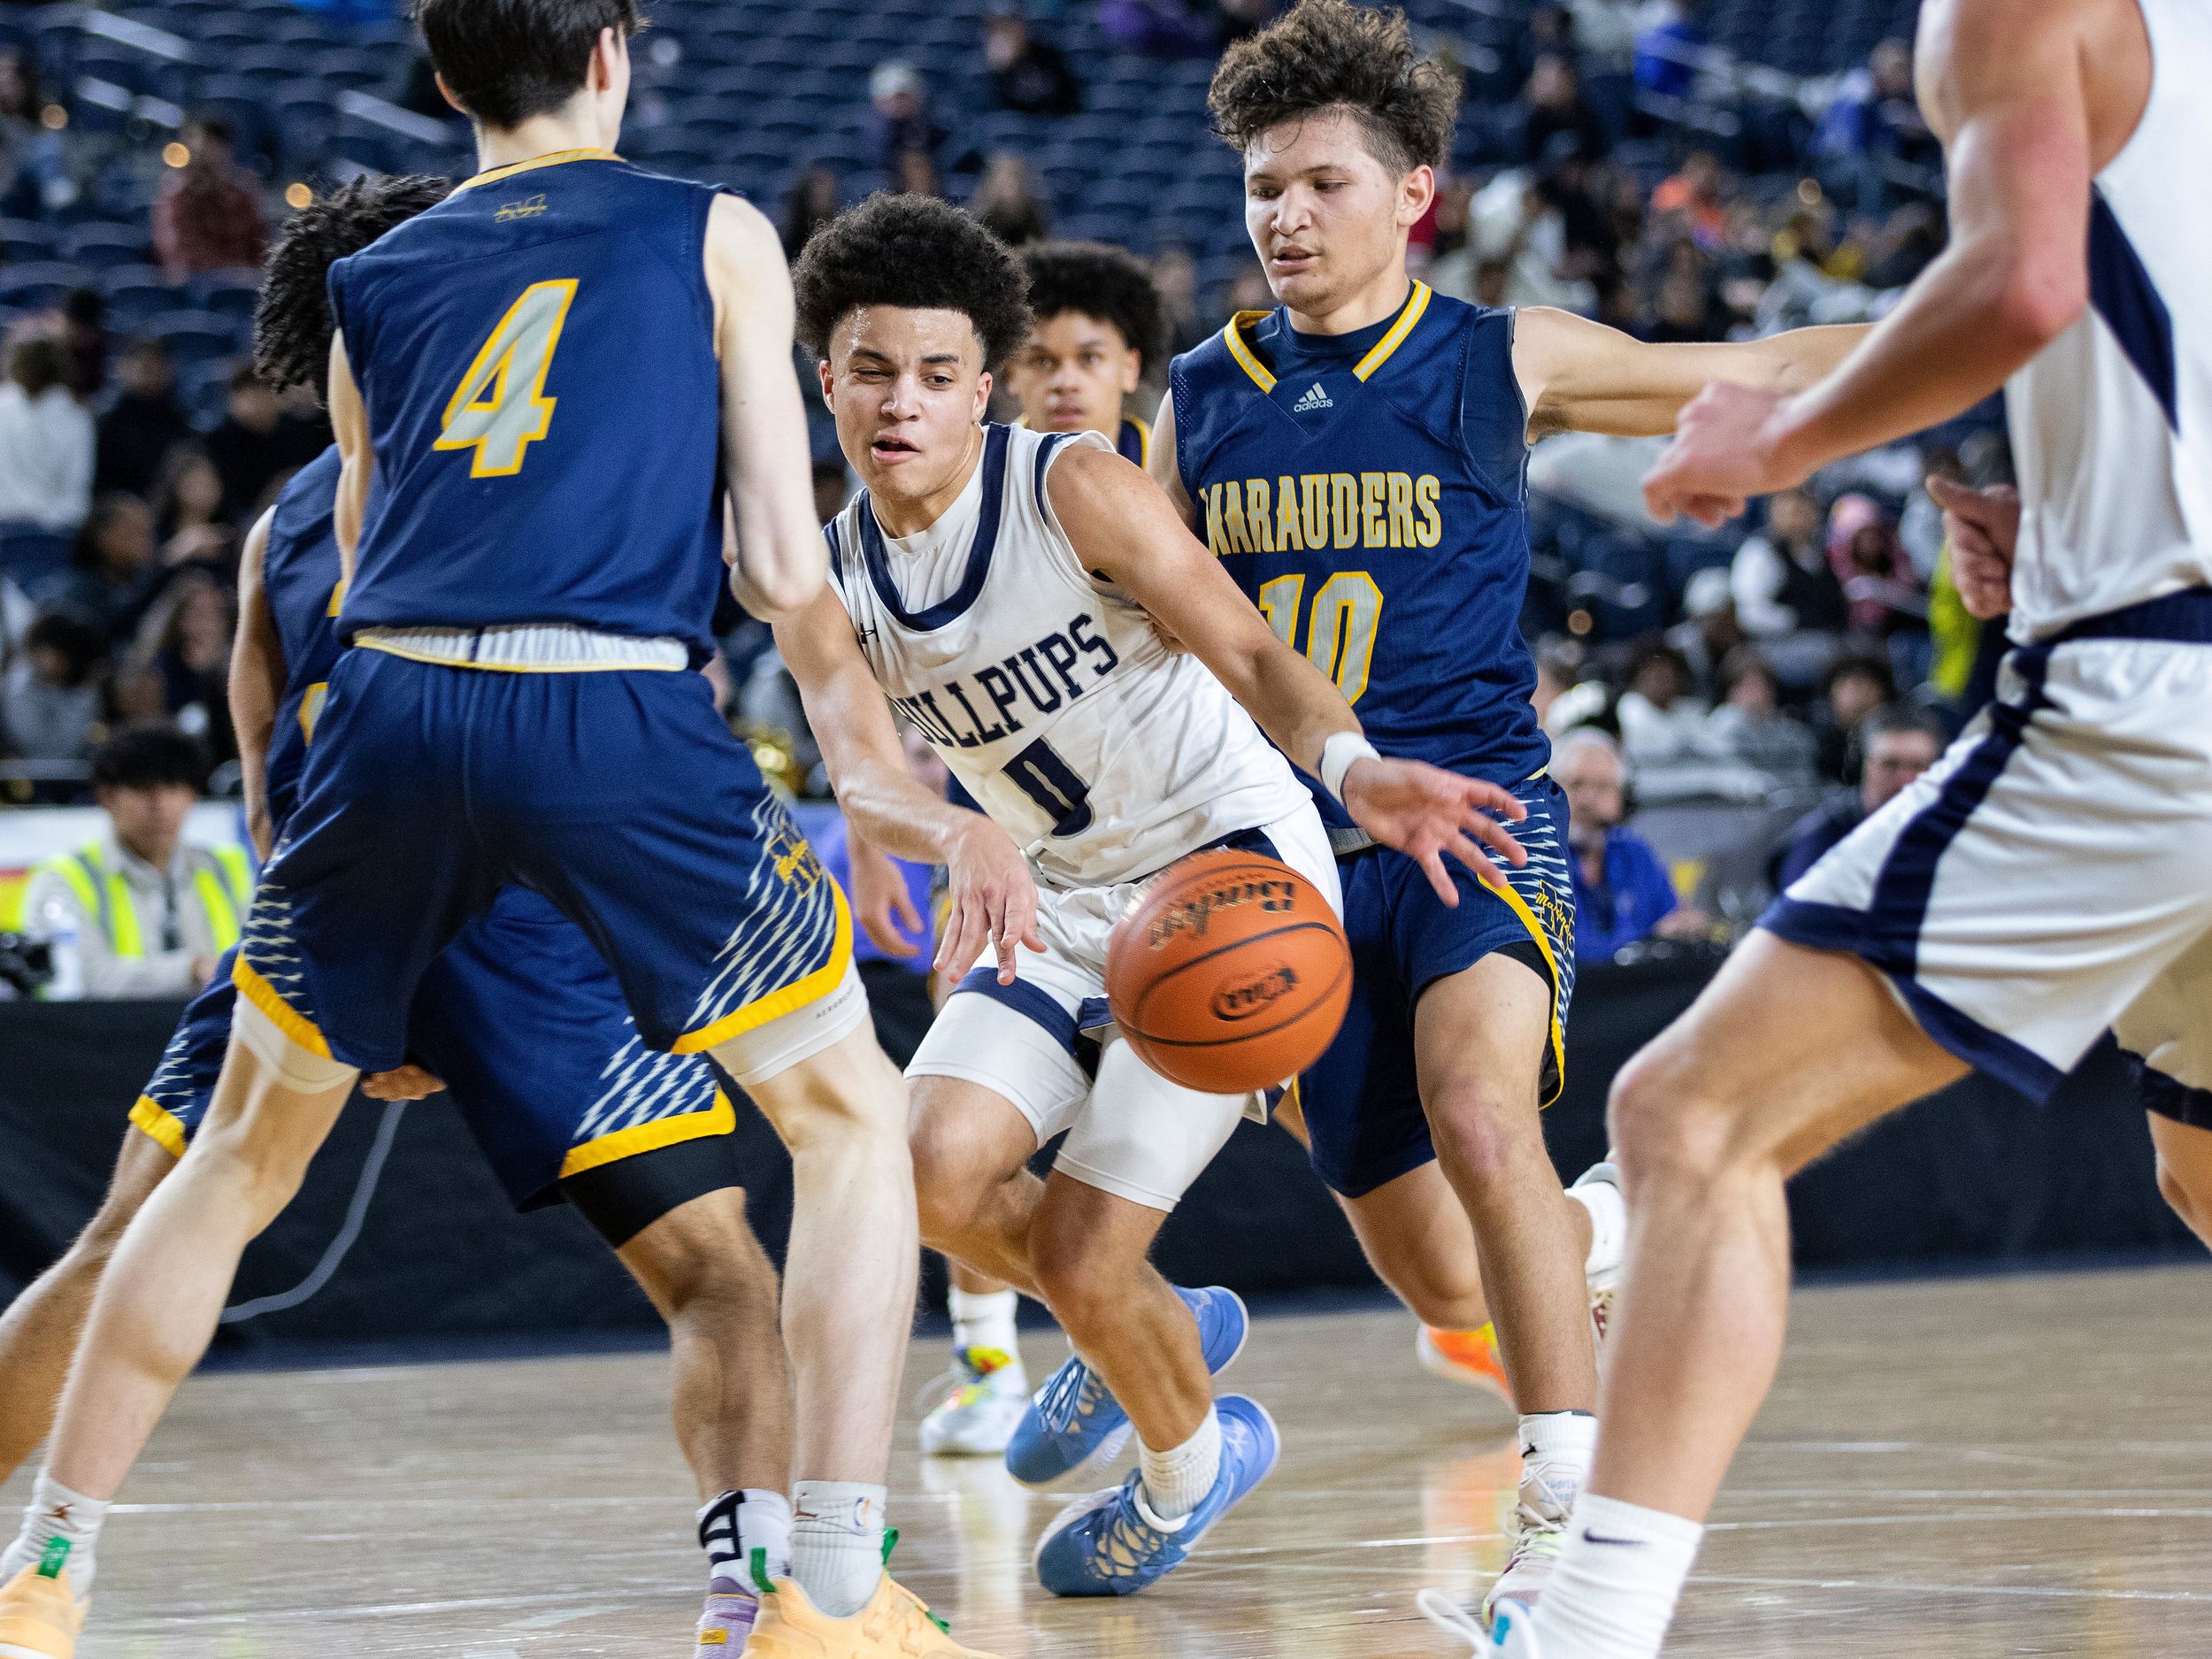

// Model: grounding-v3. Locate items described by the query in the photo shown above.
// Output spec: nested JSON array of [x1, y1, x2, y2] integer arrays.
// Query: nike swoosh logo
[[1580, 1531, 1647, 1547]]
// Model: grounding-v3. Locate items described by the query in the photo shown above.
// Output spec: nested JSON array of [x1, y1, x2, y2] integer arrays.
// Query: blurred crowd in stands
[[3, 0, 2001, 960]]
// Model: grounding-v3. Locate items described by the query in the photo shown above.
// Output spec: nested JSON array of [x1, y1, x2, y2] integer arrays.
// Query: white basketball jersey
[[2005, 0, 2212, 640], [826, 423, 1311, 888]]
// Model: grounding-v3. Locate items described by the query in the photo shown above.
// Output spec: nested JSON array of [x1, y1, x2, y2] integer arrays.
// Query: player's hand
[[938, 815, 1043, 986], [1926, 475, 2019, 619], [362, 1064, 446, 1101], [1642, 381, 1801, 527], [1341, 757, 1528, 906], [848, 832, 925, 959]]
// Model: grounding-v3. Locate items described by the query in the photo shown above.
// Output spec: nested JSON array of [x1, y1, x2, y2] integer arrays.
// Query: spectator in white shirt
[[0, 334, 94, 536]]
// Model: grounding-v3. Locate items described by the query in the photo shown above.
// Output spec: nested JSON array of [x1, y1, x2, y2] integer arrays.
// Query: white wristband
[[1318, 732, 1380, 803]]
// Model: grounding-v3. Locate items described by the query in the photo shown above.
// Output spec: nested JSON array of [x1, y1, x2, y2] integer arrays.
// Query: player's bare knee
[[1383, 1263, 1485, 1332], [1386, 1251, 1486, 1331], [909, 1112, 1001, 1245], [625, 1190, 778, 1316], [1608, 1040, 1745, 1192], [184, 1118, 316, 1229], [1424, 1082, 1536, 1192], [1026, 1234, 1122, 1335]]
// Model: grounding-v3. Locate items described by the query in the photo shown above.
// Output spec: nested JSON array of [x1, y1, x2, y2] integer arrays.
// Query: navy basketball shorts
[[234, 648, 856, 1075], [135, 891, 749, 1240], [1294, 775, 1577, 1199]]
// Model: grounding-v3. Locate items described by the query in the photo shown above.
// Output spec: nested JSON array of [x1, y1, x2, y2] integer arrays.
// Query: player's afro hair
[[1208, 0, 1462, 176], [792, 192, 1033, 373], [1021, 241, 1166, 373], [254, 173, 452, 402]]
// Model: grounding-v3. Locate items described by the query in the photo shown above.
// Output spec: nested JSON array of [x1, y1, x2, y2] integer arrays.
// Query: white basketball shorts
[[909, 803, 1340, 1211], [1763, 590, 2212, 1108]]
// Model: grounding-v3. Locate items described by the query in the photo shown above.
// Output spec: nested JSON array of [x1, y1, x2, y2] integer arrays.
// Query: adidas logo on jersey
[[1291, 381, 1333, 413]]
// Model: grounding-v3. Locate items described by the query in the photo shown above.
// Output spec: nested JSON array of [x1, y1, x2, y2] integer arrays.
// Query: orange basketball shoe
[[743, 1572, 998, 1659], [0, 1555, 85, 1659], [1417, 1322, 1515, 1406]]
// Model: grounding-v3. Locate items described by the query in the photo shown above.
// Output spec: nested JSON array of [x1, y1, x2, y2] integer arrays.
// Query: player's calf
[[0, 1133, 173, 1483], [739, 1025, 920, 1622]]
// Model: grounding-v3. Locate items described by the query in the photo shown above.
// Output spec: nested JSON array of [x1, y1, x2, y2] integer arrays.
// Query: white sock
[[1527, 1492, 1703, 1659], [2, 1474, 111, 1596], [697, 1487, 791, 1594], [1567, 1170, 1627, 1286], [1137, 1407, 1221, 1521], [949, 1287, 1020, 1360], [1519, 1410, 1598, 1521], [788, 1480, 885, 1619]]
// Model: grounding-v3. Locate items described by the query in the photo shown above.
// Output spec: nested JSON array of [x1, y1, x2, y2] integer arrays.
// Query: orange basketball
[[1105, 848, 1352, 1094]]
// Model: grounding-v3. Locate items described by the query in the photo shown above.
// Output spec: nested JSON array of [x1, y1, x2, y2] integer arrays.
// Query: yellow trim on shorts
[[128, 1095, 188, 1159], [670, 882, 854, 1056], [230, 955, 333, 1059], [352, 638, 683, 674], [1479, 874, 1568, 1109], [558, 1090, 736, 1180]]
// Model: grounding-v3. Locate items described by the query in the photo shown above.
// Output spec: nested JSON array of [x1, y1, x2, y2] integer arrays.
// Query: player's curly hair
[[792, 192, 1033, 372], [253, 173, 452, 402], [1207, 0, 1462, 176], [1022, 241, 1165, 373]]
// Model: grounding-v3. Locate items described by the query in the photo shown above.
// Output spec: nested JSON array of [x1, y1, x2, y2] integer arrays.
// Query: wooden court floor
[[15, 1263, 2212, 1658]]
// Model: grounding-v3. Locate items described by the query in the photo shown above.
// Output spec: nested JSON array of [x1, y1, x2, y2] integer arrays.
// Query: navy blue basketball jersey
[[260, 445, 346, 831], [1170, 282, 1548, 831], [326, 151, 727, 660], [1117, 414, 1149, 469], [1014, 415, 1148, 466]]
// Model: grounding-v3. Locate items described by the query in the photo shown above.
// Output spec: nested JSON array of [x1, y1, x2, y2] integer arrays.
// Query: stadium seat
[[140, 307, 246, 364], [102, 265, 188, 316], [0, 218, 58, 261], [61, 223, 150, 269], [0, 262, 91, 310], [193, 271, 261, 319]]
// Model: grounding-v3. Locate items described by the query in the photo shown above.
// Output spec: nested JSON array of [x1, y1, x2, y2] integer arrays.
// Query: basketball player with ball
[[777, 192, 1525, 1597]]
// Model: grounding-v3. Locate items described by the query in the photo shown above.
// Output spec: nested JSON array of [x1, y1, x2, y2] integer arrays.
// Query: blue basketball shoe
[[1004, 1285, 1248, 1489], [1032, 1394, 1279, 1597]]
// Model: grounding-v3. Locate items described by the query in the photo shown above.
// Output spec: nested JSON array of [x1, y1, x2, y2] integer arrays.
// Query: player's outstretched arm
[[775, 588, 1043, 982], [1641, 0, 2125, 524], [327, 333, 370, 583], [228, 507, 283, 861], [1512, 309, 1867, 441], [1050, 444, 1529, 901], [707, 194, 828, 621]]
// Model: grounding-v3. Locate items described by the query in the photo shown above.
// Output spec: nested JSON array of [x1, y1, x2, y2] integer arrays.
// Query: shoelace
[[880, 1529, 951, 1636], [1092, 1482, 1173, 1582], [1416, 1587, 1488, 1650], [1035, 1356, 1110, 1437]]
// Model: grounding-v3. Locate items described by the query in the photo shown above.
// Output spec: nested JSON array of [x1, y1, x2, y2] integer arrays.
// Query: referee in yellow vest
[[12, 724, 251, 998]]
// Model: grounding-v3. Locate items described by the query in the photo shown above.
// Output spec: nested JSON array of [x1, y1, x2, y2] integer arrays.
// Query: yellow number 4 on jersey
[[434, 278, 577, 479]]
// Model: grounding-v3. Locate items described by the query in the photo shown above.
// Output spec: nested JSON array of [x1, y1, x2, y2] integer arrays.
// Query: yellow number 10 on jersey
[[1256, 572, 1384, 703], [434, 279, 577, 478]]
